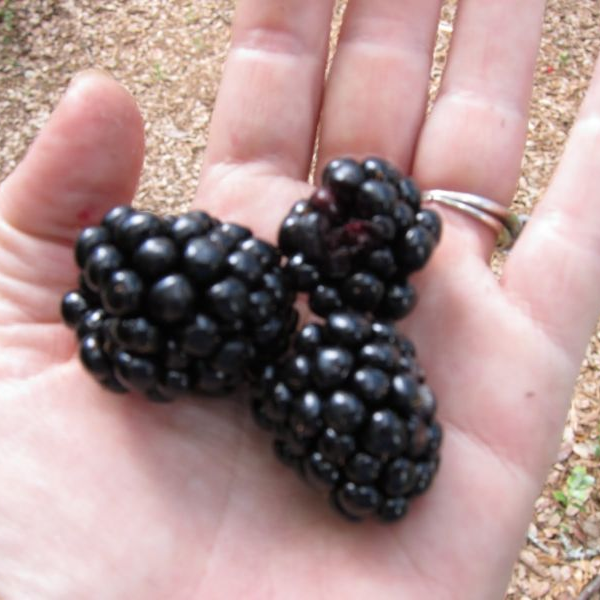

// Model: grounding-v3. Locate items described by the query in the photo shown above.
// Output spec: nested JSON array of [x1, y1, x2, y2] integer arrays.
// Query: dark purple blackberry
[[252, 312, 442, 523], [62, 206, 297, 400], [278, 157, 440, 318], [133, 237, 178, 280], [75, 226, 112, 268], [61, 290, 90, 327]]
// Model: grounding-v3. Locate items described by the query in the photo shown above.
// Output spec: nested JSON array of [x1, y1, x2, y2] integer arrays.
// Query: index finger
[[197, 0, 335, 198]]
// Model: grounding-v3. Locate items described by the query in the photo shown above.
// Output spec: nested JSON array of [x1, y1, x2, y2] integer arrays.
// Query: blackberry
[[252, 312, 442, 523], [278, 157, 440, 319], [62, 206, 297, 400]]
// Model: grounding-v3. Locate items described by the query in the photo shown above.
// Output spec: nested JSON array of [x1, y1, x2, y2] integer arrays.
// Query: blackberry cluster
[[61, 206, 297, 400], [252, 311, 442, 522], [278, 157, 441, 319], [60, 156, 442, 524]]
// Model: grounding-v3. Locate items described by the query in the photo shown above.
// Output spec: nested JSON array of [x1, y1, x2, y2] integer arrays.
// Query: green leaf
[[153, 63, 163, 81], [553, 490, 568, 507], [553, 466, 596, 512], [560, 465, 595, 509], [567, 465, 594, 489]]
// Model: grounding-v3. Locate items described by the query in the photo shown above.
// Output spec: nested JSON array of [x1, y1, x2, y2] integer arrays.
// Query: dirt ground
[[1, 1, 599, 598]]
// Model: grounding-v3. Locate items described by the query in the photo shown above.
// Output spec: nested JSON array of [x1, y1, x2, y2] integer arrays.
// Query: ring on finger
[[422, 189, 528, 250]]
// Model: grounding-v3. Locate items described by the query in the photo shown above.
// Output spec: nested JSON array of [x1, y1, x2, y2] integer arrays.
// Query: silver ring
[[422, 189, 528, 250]]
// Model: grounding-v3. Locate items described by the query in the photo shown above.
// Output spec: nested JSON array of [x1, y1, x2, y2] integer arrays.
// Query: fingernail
[[67, 68, 114, 94]]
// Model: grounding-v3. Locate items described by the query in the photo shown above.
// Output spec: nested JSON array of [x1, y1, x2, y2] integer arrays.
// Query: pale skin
[[1, 1, 599, 598]]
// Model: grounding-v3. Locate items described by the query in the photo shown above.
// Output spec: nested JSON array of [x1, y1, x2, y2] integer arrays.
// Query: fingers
[[197, 0, 335, 201], [316, 0, 443, 175], [502, 56, 600, 360], [413, 0, 546, 259], [0, 71, 144, 243]]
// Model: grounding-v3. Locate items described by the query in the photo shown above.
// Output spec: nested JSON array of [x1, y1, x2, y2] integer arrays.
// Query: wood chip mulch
[[1, 1, 599, 598]]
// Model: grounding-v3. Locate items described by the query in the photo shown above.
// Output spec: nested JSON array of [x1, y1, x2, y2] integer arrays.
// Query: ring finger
[[414, 0, 546, 261]]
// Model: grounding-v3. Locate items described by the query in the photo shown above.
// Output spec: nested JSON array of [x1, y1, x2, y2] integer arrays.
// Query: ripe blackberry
[[252, 311, 442, 522], [278, 157, 441, 319], [62, 206, 297, 400]]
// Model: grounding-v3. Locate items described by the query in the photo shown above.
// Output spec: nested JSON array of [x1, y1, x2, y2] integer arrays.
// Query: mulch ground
[[1, 1, 599, 598]]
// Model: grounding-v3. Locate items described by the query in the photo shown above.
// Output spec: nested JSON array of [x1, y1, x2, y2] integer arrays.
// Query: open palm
[[1, 2, 600, 599]]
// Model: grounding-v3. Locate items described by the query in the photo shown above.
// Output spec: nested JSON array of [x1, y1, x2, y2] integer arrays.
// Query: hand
[[1, 2, 598, 598]]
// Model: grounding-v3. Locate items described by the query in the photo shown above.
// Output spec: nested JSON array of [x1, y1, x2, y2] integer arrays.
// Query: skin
[[1, 1, 599, 598]]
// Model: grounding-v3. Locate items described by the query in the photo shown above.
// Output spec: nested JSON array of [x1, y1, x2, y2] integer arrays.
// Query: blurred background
[[1, 1, 599, 597]]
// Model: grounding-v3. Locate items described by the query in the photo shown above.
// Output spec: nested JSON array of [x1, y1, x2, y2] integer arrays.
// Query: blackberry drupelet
[[278, 157, 441, 319], [252, 311, 442, 522], [62, 206, 297, 400]]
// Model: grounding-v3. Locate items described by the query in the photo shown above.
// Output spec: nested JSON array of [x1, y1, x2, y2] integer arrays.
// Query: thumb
[[0, 70, 144, 243]]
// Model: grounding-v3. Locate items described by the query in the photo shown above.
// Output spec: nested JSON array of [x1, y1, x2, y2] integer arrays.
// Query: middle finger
[[317, 0, 444, 175]]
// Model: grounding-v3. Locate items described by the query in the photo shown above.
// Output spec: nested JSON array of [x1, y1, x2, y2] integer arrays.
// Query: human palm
[[1, 2, 600, 599]]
